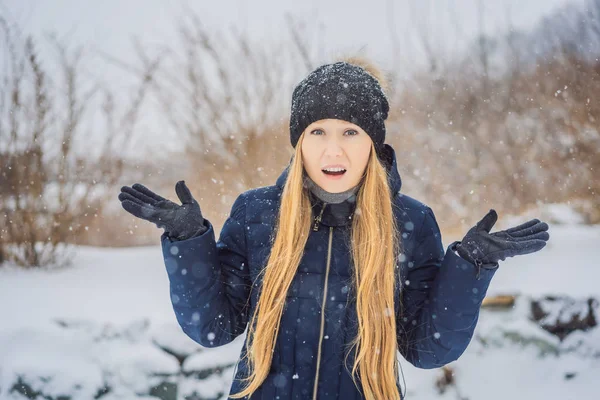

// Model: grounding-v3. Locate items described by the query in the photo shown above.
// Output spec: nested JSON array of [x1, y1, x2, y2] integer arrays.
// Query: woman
[[118, 59, 550, 400]]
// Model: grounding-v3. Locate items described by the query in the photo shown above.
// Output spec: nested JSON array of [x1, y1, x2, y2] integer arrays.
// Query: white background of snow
[[0, 203, 598, 399]]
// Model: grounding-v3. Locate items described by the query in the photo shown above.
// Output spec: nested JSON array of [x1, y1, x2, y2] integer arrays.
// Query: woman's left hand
[[455, 209, 550, 271]]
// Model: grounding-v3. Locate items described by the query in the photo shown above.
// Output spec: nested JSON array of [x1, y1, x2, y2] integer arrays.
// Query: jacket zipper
[[313, 202, 327, 231], [312, 225, 334, 400]]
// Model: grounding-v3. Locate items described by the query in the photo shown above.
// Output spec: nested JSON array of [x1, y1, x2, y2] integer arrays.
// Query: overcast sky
[[1, 0, 582, 70]]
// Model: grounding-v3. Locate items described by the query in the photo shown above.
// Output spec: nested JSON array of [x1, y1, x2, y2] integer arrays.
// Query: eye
[[310, 128, 358, 136]]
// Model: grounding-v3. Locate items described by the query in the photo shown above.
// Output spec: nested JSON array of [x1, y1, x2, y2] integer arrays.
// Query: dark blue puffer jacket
[[161, 144, 497, 400]]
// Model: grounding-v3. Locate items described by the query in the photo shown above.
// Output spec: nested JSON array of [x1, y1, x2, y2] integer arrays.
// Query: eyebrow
[[311, 125, 358, 131]]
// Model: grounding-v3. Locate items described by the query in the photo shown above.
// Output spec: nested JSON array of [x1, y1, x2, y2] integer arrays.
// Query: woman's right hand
[[118, 180, 207, 240]]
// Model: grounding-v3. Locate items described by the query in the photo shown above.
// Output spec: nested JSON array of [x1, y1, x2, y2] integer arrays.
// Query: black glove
[[455, 209, 550, 278], [118, 180, 207, 241]]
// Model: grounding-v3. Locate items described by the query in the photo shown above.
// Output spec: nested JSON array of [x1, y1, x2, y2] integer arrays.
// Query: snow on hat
[[289, 61, 390, 160]]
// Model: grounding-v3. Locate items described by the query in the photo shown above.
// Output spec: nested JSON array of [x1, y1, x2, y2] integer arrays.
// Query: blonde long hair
[[230, 58, 402, 400]]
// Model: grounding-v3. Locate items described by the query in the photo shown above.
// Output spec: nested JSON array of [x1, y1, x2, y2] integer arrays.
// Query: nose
[[323, 136, 344, 158]]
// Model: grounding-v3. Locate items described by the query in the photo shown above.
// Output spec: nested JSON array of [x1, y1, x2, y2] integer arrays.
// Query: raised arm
[[396, 207, 497, 369], [161, 192, 252, 348]]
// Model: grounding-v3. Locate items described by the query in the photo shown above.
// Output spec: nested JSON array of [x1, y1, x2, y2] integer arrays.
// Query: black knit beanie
[[289, 61, 390, 161]]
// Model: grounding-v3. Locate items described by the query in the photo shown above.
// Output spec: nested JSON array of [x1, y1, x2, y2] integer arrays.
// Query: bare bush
[[387, 31, 600, 232], [103, 11, 318, 239], [0, 18, 158, 267]]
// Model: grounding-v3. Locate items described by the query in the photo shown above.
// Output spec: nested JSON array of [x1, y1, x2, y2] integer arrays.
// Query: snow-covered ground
[[0, 203, 598, 400]]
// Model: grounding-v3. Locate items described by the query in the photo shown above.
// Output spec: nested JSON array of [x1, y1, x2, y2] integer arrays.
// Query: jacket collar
[[275, 144, 403, 227]]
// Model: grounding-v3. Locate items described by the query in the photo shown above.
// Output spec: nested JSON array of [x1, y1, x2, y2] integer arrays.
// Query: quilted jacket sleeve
[[161, 192, 251, 348], [397, 206, 497, 369]]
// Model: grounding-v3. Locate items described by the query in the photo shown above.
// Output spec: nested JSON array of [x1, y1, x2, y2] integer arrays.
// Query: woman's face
[[301, 119, 373, 193]]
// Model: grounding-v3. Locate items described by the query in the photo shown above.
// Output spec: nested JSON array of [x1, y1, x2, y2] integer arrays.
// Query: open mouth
[[322, 169, 347, 176]]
